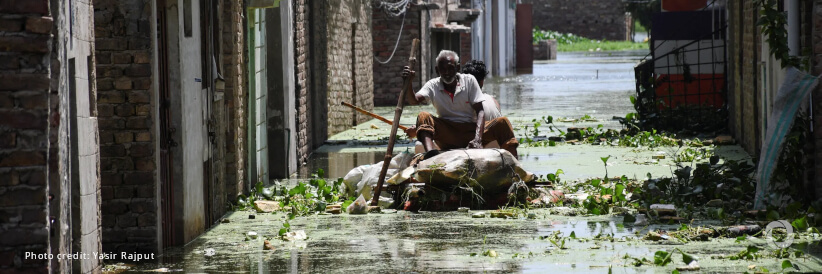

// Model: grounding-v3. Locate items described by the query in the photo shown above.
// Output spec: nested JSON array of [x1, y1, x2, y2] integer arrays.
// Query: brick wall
[[321, 0, 374, 136], [741, 0, 759, 155], [222, 0, 245, 204], [93, 0, 157, 254], [813, 0, 822, 200], [295, 0, 310, 164], [727, 0, 760, 155], [372, 5, 423, 106], [0, 0, 52, 272], [460, 31, 472, 65], [521, 0, 629, 41]]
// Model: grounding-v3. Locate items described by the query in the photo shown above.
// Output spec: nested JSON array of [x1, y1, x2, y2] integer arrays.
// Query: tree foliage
[[625, 0, 660, 32]]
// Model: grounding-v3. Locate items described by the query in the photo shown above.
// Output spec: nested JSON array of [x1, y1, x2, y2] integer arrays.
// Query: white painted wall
[[248, 8, 269, 186], [177, 0, 206, 243], [55, 0, 102, 272]]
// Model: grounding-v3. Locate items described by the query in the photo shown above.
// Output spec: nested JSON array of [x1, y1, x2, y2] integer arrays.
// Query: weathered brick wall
[[0, 0, 52, 272], [521, 0, 629, 41], [741, 0, 759, 155], [323, 0, 374, 135], [372, 5, 423, 106], [93, 0, 157, 254], [222, 0, 245, 204], [460, 31, 472, 65], [295, 0, 310, 164], [727, 0, 760, 156]]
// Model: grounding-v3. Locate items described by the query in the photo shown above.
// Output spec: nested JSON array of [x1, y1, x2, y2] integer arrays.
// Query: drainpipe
[[785, 0, 811, 132], [786, 0, 799, 56]]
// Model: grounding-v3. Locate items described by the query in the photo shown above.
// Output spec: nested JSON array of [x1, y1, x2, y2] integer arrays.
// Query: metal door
[[157, 0, 177, 248]]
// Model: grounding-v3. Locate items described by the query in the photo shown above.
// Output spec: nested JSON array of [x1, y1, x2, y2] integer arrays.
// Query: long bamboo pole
[[341, 101, 408, 131], [371, 38, 419, 206]]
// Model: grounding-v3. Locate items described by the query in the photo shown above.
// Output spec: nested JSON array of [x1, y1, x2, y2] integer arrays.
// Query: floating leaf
[[654, 250, 672, 266], [781, 260, 795, 270], [678, 248, 696, 265], [792, 216, 808, 231]]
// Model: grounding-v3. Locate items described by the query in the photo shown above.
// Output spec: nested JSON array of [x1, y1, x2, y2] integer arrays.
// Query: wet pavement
[[111, 51, 822, 273]]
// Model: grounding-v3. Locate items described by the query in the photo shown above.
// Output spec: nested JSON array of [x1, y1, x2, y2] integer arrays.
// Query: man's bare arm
[[401, 66, 425, 105], [468, 102, 485, 149]]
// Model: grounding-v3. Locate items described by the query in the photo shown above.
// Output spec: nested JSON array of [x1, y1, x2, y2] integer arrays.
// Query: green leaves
[[653, 250, 672, 266], [782, 260, 798, 271], [730, 245, 761, 261], [791, 216, 808, 231], [278, 221, 291, 237], [677, 248, 696, 265]]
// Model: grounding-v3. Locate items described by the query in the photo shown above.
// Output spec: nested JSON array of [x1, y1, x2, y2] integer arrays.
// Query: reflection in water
[[128, 211, 678, 273], [297, 151, 383, 179], [484, 52, 645, 120]]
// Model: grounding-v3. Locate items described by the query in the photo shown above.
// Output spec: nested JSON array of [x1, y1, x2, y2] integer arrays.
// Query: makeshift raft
[[343, 148, 544, 210]]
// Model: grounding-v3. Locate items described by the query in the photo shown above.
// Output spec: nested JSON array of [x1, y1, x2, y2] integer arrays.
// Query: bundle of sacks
[[413, 148, 535, 209], [342, 148, 537, 210], [341, 151, 415, 208]]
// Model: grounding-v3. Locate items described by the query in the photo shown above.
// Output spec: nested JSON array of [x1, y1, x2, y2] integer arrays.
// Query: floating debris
[[676, 261, 701, 271], [650, 204, 676, 216], [263, 240, 275, 250], [457, 207, 470, 212], [472, 212, 486, 218], [347, 195, 368, 214], [283, 230, 307, 241], [247, 231, 258, 240], [254, 200, 281, 213]]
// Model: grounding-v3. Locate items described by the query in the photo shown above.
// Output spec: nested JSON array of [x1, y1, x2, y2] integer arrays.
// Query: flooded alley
[[112, 51, 822, 273], [6, 1, 822, 273]]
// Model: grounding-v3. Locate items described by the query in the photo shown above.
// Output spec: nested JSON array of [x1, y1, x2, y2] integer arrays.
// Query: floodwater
[[299, 49, 752, 180], [113, 50, 822, 273], [121, 210, 822, 273]]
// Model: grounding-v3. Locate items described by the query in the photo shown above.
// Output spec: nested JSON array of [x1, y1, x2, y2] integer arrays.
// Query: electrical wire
[[374, 7, 407, 64]]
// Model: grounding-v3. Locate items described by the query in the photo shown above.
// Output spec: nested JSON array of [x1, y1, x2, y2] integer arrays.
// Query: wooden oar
[[341, 101, 408, 131], [371, 38, 419, 206]]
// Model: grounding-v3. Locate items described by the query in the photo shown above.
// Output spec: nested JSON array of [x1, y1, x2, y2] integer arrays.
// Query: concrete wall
[[521, 0, 629, 41], [0, 1, 53, 272], [94, 0, 159, 254], [53, 0, 103, 272]]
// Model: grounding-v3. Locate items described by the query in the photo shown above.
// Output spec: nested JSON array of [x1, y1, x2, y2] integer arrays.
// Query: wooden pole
[[341, 101, 408, 131], [371, 38, 419, 206]]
